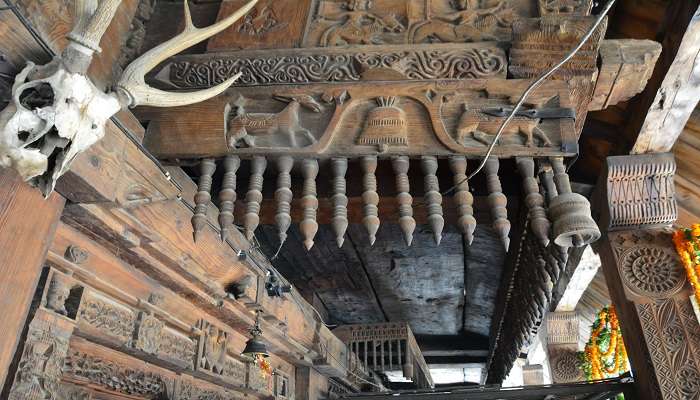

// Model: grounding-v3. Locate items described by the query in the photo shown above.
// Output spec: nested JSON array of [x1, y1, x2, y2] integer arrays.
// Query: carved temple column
[[0, 170, 64, 387], [545, 312, 584, 383], [596, 153, 700, 400]]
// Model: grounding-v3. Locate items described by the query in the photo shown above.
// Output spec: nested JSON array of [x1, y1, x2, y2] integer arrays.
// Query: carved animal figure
[[227, 95, 322, 148], [456, 104, 552, 147], [410, 1, 514, 43]]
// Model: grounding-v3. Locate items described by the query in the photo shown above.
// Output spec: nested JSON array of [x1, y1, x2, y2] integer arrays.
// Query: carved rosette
[[550, 350, 584, 383], [619, 245, 685, 300]]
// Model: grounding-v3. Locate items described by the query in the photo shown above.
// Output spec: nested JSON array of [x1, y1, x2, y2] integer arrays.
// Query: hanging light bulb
[[242, 311, 270, 360]]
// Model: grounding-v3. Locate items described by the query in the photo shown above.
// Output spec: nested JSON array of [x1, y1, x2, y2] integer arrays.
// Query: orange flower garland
[[672, 224, 700, 307], [255, 354, 273, 377], [579, 306, 629, 381]]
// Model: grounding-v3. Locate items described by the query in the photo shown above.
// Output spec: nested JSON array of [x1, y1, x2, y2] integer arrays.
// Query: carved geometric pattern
[[63, 351, 165, 397], [78, 293, 136, 343], [163, 47, 506, 88], [606, 154, 677, 229], [637, 298, 700, 400], [619, 246, 685, 299]]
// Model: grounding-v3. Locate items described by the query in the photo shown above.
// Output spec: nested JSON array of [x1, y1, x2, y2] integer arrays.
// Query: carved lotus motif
[[620, 246, 685, 299]]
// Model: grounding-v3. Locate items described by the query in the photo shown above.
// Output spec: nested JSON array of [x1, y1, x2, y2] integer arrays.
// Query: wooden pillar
[[522, 364, 545, 386], [597, 153, 700, 400], [0, 170, 64, 387]]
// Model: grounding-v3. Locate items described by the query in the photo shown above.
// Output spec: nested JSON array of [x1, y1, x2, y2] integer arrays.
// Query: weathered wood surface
[[0, 169, 64, 386], [674, 107, 700, 226], [151, 42, 507, 88], [588, 39, 662, 111], [629, 1, 700, 154], [141, 79, 576, 159]]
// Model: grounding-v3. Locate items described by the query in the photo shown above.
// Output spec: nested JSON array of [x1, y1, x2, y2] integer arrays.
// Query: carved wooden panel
[[77, 291, 137, 345], [151, 43, 507, 89], [303, 0, 538, 47], [143, 79, 576, 159], [604, 153, 677, 231], [159, 327, 198, 370], [8, 309, 74, 400], [208, 0, 313, 51]]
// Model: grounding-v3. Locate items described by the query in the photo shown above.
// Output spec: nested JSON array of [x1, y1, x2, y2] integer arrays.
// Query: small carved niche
[[44, 269, 84, 320]]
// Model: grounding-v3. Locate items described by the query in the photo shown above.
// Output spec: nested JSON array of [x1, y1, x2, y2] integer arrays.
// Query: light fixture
[[242, 311, 269, 360]]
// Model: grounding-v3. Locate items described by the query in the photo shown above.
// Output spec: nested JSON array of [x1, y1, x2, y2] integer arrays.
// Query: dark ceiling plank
[[627, 1, 700, 153]]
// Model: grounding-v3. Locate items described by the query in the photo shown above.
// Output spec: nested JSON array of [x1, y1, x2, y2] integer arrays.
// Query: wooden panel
[[0, 169, 64, 386], [207, 0, 312, 51]]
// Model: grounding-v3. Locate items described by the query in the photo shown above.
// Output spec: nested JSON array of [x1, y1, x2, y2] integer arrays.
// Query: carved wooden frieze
[[538, 0, 592, 16], [134, 312, 165, 354], [304, 0, 538, 46], [77, 292, 137, 345], [152, 43, 507, 89], [64, 350, 166, 397], [159, 326, 198, 370], [143, 79, 577, 159]]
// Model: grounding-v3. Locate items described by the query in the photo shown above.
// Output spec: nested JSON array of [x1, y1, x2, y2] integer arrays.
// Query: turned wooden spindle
[[485, 157, 511, 251], [422, 156, 444, 245], [244, 156, 267, 241], [392, 156, 415, 246], [517, 157, 550, 247], [218, 155, 240, 242], [449, 156, 477, 245], [275, 156, 294, 247], [540, 167, 558, 203], [331, 158, 349, 248], [192, 158, 216, 242], [300, 159, 319, 250], [361, 156, 380, 246], [551, 157, 572, 194]]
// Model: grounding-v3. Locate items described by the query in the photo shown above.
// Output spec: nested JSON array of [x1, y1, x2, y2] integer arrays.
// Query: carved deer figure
[[227, 94, 323, 148], [456, 104, 552, 147], [0, 0, 257, 196]]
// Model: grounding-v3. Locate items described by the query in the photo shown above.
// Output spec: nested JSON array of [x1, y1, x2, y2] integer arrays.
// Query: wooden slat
[[0, 169, 64, 385]]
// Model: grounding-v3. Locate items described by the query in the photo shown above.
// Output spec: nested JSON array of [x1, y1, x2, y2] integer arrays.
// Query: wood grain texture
[[0, 168, 64, 386], [629, 1, 700, 153]]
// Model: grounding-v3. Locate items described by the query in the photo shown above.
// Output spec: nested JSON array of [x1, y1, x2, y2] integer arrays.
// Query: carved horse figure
[[227, 95, 323, 148], [456, 104, 552, 147]]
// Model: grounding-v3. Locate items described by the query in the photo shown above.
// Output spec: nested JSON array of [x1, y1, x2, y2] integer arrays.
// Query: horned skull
[[0, 0, 257, 196]]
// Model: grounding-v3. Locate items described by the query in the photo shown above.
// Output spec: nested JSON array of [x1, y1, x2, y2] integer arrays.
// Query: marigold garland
[[672, 224, 700, 307], [255, 354, 273, 377], [578, 306, 629, 381]]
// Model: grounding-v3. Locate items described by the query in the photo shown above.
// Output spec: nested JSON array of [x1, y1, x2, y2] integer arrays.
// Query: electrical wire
[[440, 0, 617, 196]]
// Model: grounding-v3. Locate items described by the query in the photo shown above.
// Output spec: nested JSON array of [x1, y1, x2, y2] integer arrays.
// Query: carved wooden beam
[[141, 79, 577, 159]]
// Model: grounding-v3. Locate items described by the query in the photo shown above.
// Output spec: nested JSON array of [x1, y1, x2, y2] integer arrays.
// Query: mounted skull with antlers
[[0, 0, 257, 196]]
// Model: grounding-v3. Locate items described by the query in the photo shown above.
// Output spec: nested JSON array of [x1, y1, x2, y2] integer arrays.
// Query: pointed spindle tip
[[465, 230, 474, 246], [369, 235, 377, 246], [279, 232, 288, 246], [304, 239, 315, 251], [503, 238, 510, 252], [336, 237, 345, 248], [220, 228, 229, 243], [434, 232, 442, 246]]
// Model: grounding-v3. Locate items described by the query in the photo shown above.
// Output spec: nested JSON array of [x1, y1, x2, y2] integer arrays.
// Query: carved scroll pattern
[[166, 48, 506, 88], [159, 327, 197, 370]]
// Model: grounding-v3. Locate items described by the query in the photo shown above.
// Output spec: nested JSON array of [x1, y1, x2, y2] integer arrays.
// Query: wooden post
[[545, 312, 584, 383], [597, 153, 700, 400], [0, 169, 64, 387]]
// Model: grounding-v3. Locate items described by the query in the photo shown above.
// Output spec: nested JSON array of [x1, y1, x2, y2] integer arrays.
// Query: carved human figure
[[45, 274, 73, 316], [201, 325, 228, 375], [227, 95, 322, 148], [411, 0, 514, 43], [320, 0, 404, 46]]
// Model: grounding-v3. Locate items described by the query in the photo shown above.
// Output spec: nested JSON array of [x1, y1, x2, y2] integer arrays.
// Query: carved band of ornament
[[159, 45, 507, 89], [606, 154, 677, 230], [64, 350, 166, 397]]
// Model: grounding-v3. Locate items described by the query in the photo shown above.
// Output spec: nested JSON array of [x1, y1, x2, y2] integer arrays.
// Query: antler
[[64, 0, 123, 73], [116, 0, 258, 108]]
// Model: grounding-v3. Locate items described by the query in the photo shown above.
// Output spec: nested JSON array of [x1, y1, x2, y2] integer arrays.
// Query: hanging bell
[[548, 192, 601, 247], [241, 333, 270, 359]]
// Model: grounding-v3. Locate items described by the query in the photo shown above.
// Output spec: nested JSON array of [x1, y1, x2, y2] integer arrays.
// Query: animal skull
[[0, 0, 257, 196]]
